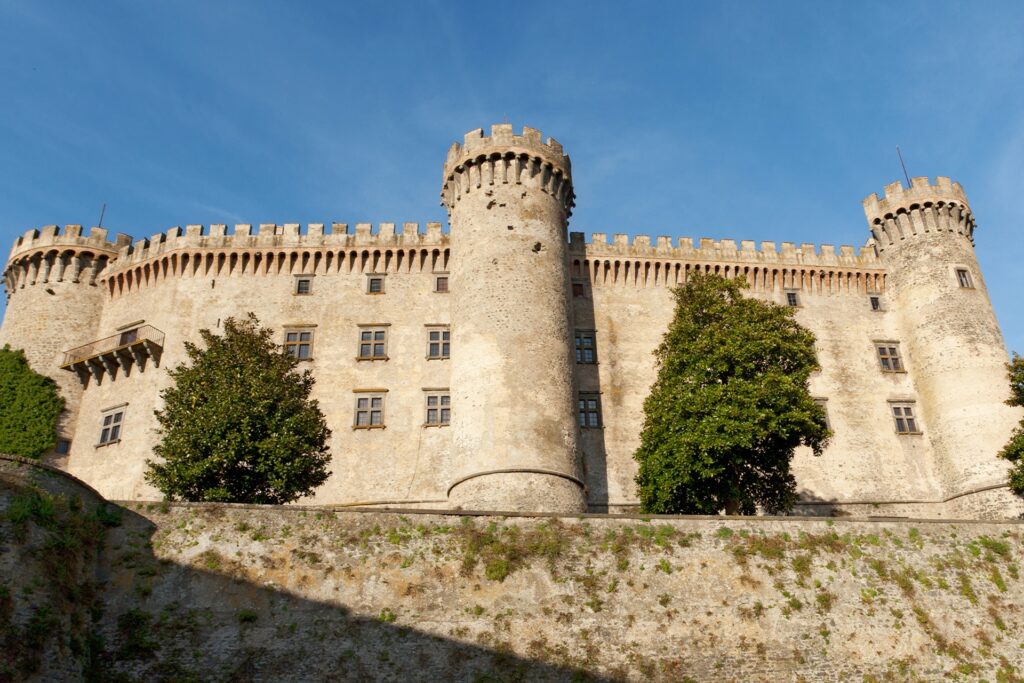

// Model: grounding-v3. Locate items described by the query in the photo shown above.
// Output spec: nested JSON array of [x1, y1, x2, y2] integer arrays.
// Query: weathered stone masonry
[[1, 124, 1020, 518]]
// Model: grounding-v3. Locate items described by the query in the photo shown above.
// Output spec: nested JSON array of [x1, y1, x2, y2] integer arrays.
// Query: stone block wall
[[4, 456, 1024, 681]]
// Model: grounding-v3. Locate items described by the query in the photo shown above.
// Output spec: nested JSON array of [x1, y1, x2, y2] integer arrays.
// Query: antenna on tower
[[896, 146, 911, 187], [97, 203, 106, 229]]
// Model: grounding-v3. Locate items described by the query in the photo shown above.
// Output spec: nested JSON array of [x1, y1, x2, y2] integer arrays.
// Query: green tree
[[998, 352, 1024, 494], [633, 273, 830, 515], [146, 314, 331, 503], [0, 345, 64, 459]]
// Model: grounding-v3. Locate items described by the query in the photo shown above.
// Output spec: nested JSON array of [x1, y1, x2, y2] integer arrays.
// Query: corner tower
[[441, 124, 586, 512], [0, 226, 127, 456], [864, 177, 1023, 516]]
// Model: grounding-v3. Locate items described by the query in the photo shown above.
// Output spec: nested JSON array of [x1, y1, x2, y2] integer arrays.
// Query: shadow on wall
[[572, 264, 611, 512], [789, 489, 848, 518], [92, 505, 619, 682], [0, 456, 617, 683]]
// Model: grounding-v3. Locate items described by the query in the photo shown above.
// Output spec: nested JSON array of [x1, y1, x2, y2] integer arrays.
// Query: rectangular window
[[354, 393, 386, 428], [435, 275, 449, 293], [876, 343, 904, 372], [891, 403, 920, 434], [55, 439, 71, 455], [98, 407, 125, 445], [284, 329, 314, 360], [427, 327, 450, 359], [956, 268, 974, 289], [572, 281, 585, 298], [578, 393, 602, 428], [367, 275, 385, 294], [786, 291, 799, 307], [358, 326, 388, 360], [869, 296, 881, 311], [575, 331, 597, 364], [425, 392, 451, 426], [118, 328, 139, 346], [295, 276, 312, 295], [814, 398, 831, 431]]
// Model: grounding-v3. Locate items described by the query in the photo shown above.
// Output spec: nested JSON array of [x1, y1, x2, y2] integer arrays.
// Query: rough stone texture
[[5, 455, 1024, 682], [444, 124, 585, 512], [0, 456, 109, 681], [1, 127, 1021, 517], [0, 226, 122, 459], [865, 178, 1020, 511]]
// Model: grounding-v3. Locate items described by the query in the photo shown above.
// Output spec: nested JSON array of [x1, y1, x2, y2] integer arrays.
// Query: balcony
[[61, 325, 165, 382]]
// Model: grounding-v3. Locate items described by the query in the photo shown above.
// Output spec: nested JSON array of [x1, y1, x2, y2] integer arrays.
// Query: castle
[[1, 124, 1020, 518]]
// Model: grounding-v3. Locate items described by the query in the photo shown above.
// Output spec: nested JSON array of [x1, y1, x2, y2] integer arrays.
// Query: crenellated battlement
[[441, 124, 575, 217], [444, 124, 569, 174], [570, 232, 879, 267], [6, 224, 131, 264], [106, 221, 448, 272], [863, 176, 970, 220], [862, 177, 976, 253]]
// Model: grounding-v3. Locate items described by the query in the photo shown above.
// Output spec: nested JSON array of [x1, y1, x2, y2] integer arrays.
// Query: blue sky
[[2, 1, 1022, 351]]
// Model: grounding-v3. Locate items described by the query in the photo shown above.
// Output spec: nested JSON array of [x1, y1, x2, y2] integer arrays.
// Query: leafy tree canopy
[[633, 273, 830, 515], [146, 314, 331, 504], [0, 345, 64, 459], [998, 352, 1024, 495]]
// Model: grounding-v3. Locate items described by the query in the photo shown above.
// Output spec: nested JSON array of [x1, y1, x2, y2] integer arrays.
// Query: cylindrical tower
[[441, 124, 586, 512], [864, 177, 1023, 517], [0, 225, 127, 457]]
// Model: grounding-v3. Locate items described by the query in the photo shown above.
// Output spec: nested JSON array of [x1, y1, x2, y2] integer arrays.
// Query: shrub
[[0, 345, 64, 458], [145, 315, 331, 504]]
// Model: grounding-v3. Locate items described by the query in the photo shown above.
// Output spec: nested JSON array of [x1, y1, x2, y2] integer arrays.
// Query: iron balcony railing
[[61, 324, 165, 369]]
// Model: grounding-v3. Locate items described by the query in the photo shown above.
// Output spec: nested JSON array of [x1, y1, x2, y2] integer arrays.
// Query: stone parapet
[[863, 177, 975, 254], [863, 175, 970, 219], [441, 124, 574, 218], [106, 222, 448, 273], [6, 224, 130, 264], [571, 232, 880, 267]]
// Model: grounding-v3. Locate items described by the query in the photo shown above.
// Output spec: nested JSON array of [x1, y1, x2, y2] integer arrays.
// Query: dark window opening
[[575, 331, 597, 364], [578, 395, 601, 428], [285, 330, 313, 359]]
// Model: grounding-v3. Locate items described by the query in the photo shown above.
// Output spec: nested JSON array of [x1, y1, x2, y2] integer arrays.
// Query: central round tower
[[442, 124, 586, 512]]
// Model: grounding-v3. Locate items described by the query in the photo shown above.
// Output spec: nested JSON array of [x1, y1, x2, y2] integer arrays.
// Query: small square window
[[435, 276, 449, 293], [572, 282, 585, 298], [295, 277, 312, 295], [427, 327, 450, 359], [578, 394, 602, 428], [425, 392, 451, 426], [956, 268, 973, 289], [891, 403, 921, 434], [869, 296, 881, 311], [786, 291, 799, 307], [284, 329, 314, 360], [55, 439, 71, 455], [575, 331, 597, 364], [876, 343, 904, 373], [354, 393, 386, 428], [118, 328, 139, 346], [367, 276, 385, 294], [98, 407, 125, 445], [358, 327, 388, 360]]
